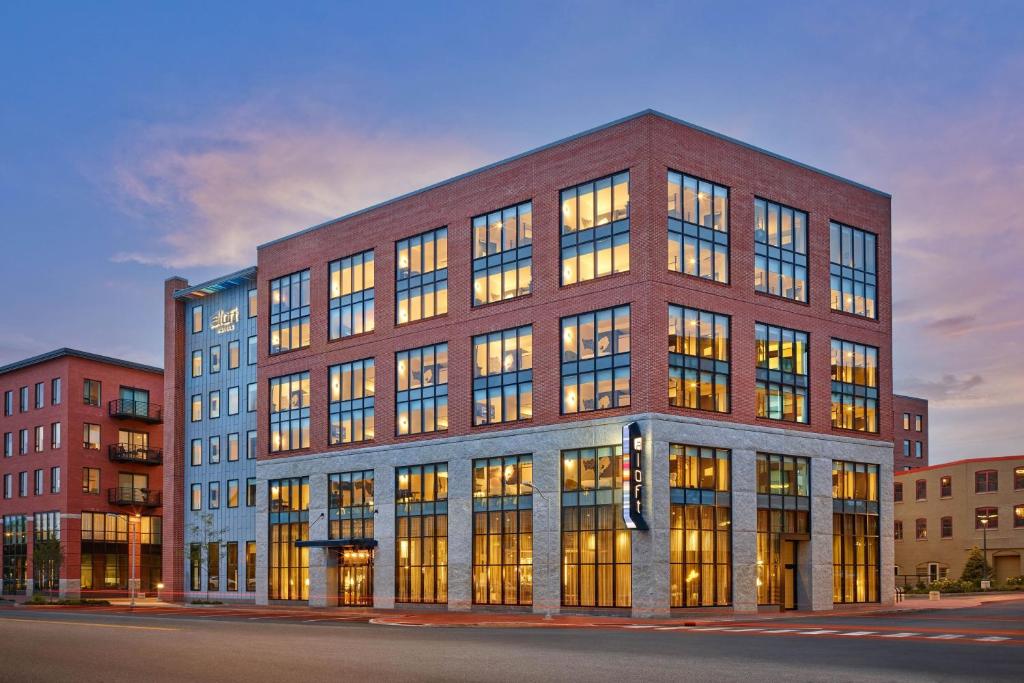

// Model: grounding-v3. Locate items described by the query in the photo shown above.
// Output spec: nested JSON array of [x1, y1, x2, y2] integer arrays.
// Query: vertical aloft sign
[[621, 422, 647, 530]]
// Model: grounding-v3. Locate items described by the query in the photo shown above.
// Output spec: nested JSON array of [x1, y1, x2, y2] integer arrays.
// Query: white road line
[[727, 628, 765, 632], [838, 631, 878, 636], [761, 629, 802, 634], [881, 632, 919, 638], [655, 626, 690, 631], [801, 630, 839, 635], [623, 625, 657, 629], [927, 634, 963, 640], [690, 626, 733, 631], [974, 636, 1010, 642]]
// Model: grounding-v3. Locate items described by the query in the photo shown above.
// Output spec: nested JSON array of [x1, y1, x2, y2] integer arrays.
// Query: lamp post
[[129, 513, 141, 608], [523, 482, 554, 621], [979, 513, 991, 585]]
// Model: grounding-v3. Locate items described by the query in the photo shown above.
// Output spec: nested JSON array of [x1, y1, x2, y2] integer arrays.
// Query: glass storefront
[[472, 455, 533, 606], [832, 460, 880, 603], [755, 453, 810, 607], [395, 463, 448, 604], [268, 477, 309, 601]]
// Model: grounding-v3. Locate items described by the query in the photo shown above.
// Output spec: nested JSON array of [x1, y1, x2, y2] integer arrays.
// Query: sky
[[0, 1, 1021, 463]]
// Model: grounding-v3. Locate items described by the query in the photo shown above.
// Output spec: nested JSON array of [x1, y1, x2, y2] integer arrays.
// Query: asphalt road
[[0, 601, 1021, 682]]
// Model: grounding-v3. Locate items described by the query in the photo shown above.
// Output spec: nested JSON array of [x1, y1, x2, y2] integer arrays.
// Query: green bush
[[1005, 575, 1024, 587], [960, 547, 990, 583], [25, 596, 110, 606]]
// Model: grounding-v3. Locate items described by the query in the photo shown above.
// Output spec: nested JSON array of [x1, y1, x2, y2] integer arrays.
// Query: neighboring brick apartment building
[[0, 349, 163, 598], [167, 109, 895, 615], [894, 455, 1023, 585], [893, 394, 928, 469]]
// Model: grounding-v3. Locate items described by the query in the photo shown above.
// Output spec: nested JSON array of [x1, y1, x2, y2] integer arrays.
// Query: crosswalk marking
[[838, 631, 877, 636], [927, 634, 962, 640], [881, 632, 919, 638], [801, 630, 838, 635], [974, 636, 1010, 642]]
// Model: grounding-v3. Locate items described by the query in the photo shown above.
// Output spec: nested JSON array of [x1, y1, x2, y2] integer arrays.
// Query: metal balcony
[[108, 443, 163, 465], [107, 487, 161, 508], [108, 399, 163, 424]]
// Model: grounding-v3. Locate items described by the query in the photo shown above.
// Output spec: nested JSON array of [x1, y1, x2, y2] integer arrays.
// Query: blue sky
[[1, 1, 1022, 462]]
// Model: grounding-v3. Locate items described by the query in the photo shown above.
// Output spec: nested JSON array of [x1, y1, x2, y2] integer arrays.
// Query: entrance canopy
[[295, 538, 378, 550]]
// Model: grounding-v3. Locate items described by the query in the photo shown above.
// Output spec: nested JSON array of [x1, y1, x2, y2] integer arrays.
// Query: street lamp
[[978, 512, 993, 586], [522, 481, 554, 621]]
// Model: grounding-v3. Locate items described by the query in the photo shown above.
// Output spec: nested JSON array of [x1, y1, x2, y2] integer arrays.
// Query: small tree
[[32, 538, 63, 595], [188, 513, 227, 602], [960, 546, 990, 584]]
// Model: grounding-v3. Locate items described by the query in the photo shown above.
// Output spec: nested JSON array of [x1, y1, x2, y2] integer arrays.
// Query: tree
[[188, 513, 227, 602], [960, 546, 990, 584], [32, 538, 63, 595]]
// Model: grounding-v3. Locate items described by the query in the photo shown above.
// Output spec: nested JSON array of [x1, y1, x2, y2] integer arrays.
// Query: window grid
[[473, 201, 533, 305], [396, 227, 448, 325], [329, 359, 375, 445], [329, 250, 375, 339], [830, 221, 877, 318], [269, 372, 310, 453], [472, 455, 533, 606], [328, 470, 375, 540], [667, 171, 729, 283], [396, 343, 448, 436], [561, 172, 630, 286], [754, 198, 808, 301], [668, 305, 729, 413], [269, 270, 310, 354], [755, 323, 808, 423], [830, 339, 879, 433], [395, 463, 449, 604], [472, 326, 533, 426], [561, 305, 630, 414]]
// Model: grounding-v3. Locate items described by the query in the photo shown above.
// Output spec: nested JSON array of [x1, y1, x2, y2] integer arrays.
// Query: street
[[0, 599, 1022, 682]]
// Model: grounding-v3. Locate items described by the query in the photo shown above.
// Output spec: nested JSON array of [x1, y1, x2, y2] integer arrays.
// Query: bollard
[[928, 591, 940, 601]]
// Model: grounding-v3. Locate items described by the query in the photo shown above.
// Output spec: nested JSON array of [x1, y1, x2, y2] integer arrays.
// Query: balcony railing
[[108, 443, 163, 465], [108, 399, 163, 424], [107, 487, 161, 507]]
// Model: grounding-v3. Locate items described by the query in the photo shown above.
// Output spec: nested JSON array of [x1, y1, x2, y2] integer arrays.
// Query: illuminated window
[[940, 475, 951, 498], [472, 455, 533, 606], [396, 343, 448, 435], [755, 453, 810, 606], [753, 198, 807, 301], [329, 358, 375, 445], [561, 172, 629, 285], [190, 484, 201, 511], [329, 249, 375, 339], [82, 468, 100, 494], [669, 445, 731, 607], [561, 305, 630, 414], [472, 326, 532, 425], [395, 463, 448, 604], [226, 541, 238, 591], [1014, 505, 1024, 528], [192, 305, 203, 333], [667, 171, 728, 283], [755, 323, 808, 423], [247, 289, 257, 318], [83, 379, 101, 406], [473, 201, 532, 305], [668, 305, 729, 413], [915, 414, 923, 432], [269, 270, 310, 354], [191, 350, 202, 377], [830, 339, 879, 433], [1015, 466, 1024, 490], [396, 227, 448, 324], [561, 446, 630, 607], [228, 340, 240, 369], [83, 423, 100, 450], [902, 412, 910, 430], [328, 470, 374, 540], [269, 372, 310, 453], [829, 221, 877, 318], [227, 480, 239, 508], [832, 460, 879, 604], [975, 469, 998, 493], [268, 477, 309, 601]]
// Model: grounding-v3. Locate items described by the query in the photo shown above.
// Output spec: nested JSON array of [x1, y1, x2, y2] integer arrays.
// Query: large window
[[830, 339, 879, 433], [830, 221, 877, 318], [268, 477, 309, 601], [561, 305, 630, 414], [329, 250, 375, 339], [755, 323, 808, 423], [329, 359, 375, 445], [269, 372, 310, 453], [667, 171, 729, 283], [561, 172, 629, 285], [669, 445, 731, 607], [940, 475, 952, 498], [328, 470, 374, 540], [473, 201, 533, 305], [561, 446, 630, 608], [83, 379, 101, 406], [396, 343, 448, 435], [395, 463, 448, 604], [2, 515, 27, 594], [396, 227, 448, 324], [269, 270, 310, 354], [473, 326, 533, 426], [754, 198, 808, 301], [80, 514, 162, 592], [756, 453, 810, 605], [832, 460, 880, 603], [668, 305, 729, 413], [472, 455, 533, 606]]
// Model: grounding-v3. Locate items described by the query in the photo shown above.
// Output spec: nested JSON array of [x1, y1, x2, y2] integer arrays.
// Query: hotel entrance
[[780, 539, 799, 610], [338, 546, 373, 607]]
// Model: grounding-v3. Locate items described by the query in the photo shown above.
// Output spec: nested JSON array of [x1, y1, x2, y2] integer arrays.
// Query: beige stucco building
[[893, 455, 1023, 585]]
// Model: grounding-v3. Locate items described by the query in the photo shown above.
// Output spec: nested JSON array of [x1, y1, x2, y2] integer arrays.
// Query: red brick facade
[[0, 350, 163, 595], [893, 394, 929, 469], [161, 277, 188, 600], [254, 111, 893, 461]]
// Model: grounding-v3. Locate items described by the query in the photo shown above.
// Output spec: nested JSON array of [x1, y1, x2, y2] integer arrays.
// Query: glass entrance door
[[338, 548, 373, 607], [782, 540, 798, 610]]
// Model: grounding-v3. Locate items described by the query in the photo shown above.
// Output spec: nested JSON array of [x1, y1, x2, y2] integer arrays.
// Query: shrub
[[960, 547, 990, 583], [1005, 575, 1024, 588]]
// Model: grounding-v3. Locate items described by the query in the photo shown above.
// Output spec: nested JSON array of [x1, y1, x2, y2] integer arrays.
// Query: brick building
[[0, 349, 163, 598], [167, 109, 894, 615], [893, 394, 928, 469]]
